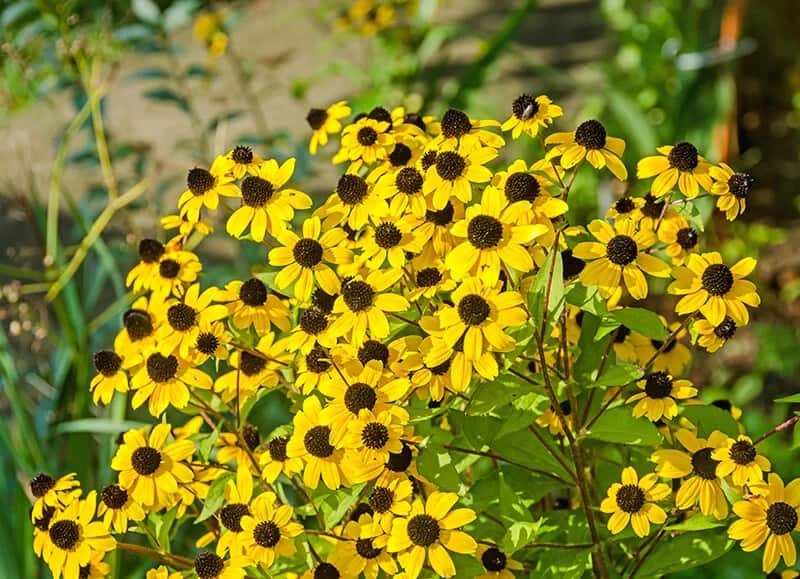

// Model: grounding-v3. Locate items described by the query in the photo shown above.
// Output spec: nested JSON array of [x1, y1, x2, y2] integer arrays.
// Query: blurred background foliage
[[0, 0, 798, 576]]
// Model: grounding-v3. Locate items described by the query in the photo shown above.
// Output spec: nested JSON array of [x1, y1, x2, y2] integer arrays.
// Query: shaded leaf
[[586, 408, 662, 445]]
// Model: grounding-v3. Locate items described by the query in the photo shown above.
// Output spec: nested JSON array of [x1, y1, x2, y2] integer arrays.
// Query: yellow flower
[[600, 467, 670, 537], [260, 435, 304, 483], [111, 424, 194, 507], [546, 120, 628, 180], [712, 435, 771, 487], [636, 142, 713, 198], [190, 551, 250, 579], [491, 159, 568, 224], [146, 566, 183, 579], [240, 491, 302, 568], [216, 277, 290, 335], [535, 400, 574, 436], [226, 158, 312, 241], [423, 140, 497, 209], [431, 108, 504, 151], [658, 215, 700, 265], [29, 473, 81, 521], [605, 196, 645, 222], [387, 491, 477, 578], [710, 163, 753, 220], [373, 165, 428, 219], [501, 93, 563, 138], [89, 349, 132, 405], [317, 172, 389, 230], [114, 296, 160, 356], [217, 465, 255, 556], [693, 315, 737, 353], [668, 251, 760, 326], [125, 239, 202, 298], [301, 561, 346, 579], [651, 428, 730, 519], [40, 491, 115, 579], [178, 156, 241, 222], [357, 200, 422, 270], [327, 271, 410, 346], [306, 100, 351, 154], [269, 216, 350, 301], [161, 212, 213, 241], [342, 408, 409, 483], [446, 187, 548, 283], [406, 260, 457, 302], [192, 319, 231, 364], [294, 344, 339, 395], [97, 483, 145, 533], [283, 306, 337, 355], [573, 219, 670, 301], [334, 516, 398, 577], [413, 200, 464, 258], [630, 318, 692, 376], [216, 424, 262, 470], [286, 396, 348, 490], [729, 473, 800, 572], [475, 543, 524, 578], [156, 283, 229, 359], [130, 347, 212, 416], [74, 552, 110, 579], [368, 475, 414, 534], [214, 335, 291, 404], [627, 371, 697, 422], [221, 145, 263, 179], [333, 117, 394, 170]]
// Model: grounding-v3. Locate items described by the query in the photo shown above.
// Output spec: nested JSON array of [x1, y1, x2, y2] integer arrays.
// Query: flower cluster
[[31, 93, 781, 579]]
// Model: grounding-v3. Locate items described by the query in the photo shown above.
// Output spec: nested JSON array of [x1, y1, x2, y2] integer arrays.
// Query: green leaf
[[142, 88, 189, 113], [417, 447, 461, 491], [2, 1, 35, 28], [666, 513, 726, 532], [636, 529, 734, 576], [586, 363, 643, 389], [325, 483, 365, 527], [198, 423, 220, 462], [680, 405, 740, 438], [527, 248, 565, 334], [597, 308, 668, 341], [163, 0, 198, 31], [586, 408, 663, 445], [565, 283, 607, 316], [533, 547, 592, 579], [52, 419, 149, 435], [196, 472, 234, 523], [775, 394, 800, 404], [131, 0, 161, 23], [498, 472, 531, 523], [573, 313, 609, 381], [500, 520, 543, 553]]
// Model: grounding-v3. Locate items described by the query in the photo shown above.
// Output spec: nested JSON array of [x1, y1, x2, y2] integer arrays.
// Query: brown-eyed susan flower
[[343, 408, 409, 483], [90, 349, 133, 405], [286, 395, 348, 490], [668, 251, 760, 326], [652, 428, 730, 519], [414, 200, 464, 258], [30, 473, 81, 520], [606, 196, 645, 222], [239, 491, 302, 568], [535, 400, 574, 437], [125, 239, 202, 298], [573, 218, 670, 301], [260, 435, 304, 483], [222, 145, 262, 179], [630, 317, 692, 376], [178, 157, 241, 223], [300, 561, 346, 579], [192, 320, 230, 363], [283, 307, 337, 354], [368, 475, 414, 534], [476, 544, 524, 578], [446, 187, 548, 283], [334, 516, 399, 578], [97, 483, 145, 533], [637, 142, 713, 198], [374, 165, 428, 219], [387, 491, 477, 578], [226, 158, 312, 241], [147, 566, 183, 579], [327, 271, 410, 346], [295, 345, 339, 395], [713, 435, 771, 487], [491, 159, 568, 223], [693, 315, 737, 353], [161, 212, 213, 241], [114, 296, 160, 356], [334, 116, 394, 169], [600, 467, 670, 537], [546, 120, 628, 180], [423, 141, 497, 209], [191, 550, 249, 579], [431, 108, 504, 151], [658, 215, 700, 265], [406, 260, 457, 302], [216, 465, 255, 556], [111, 424, 194, 507], [269, 216, 350, 301], [317, 172, 389, 230], [216, 277, 290, 335], [156, 283, 229, 358], [627, 371, 697, 422], [75, 552, 110, 579], [358, 202, 422, 270], [710, 163, 753, 220], [501, 93, 563, 139], [214, 335, 292, 404], [216, 424, 261, 469], [40, 491, 115, 579], [130, 348, 212, 416], [729, 473, 800, 572], [307, 100, 351, 155], [366, 132, 424, 183]]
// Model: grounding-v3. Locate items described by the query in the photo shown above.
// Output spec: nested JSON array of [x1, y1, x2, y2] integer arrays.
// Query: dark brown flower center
[[435, 151, 466, 181], [425, 201, 454, 226], [389, 143, 412, 166], [344, 382, 377, 414], [641, 194, 665, 219], [386, 442, 413, 472], [482, 546, 508, 571], [354, 537, 382, 559], [407, 514, 440, 546], [292, 238, 324, 268], [49, 520, 80, 550], [440, 108, 472, 139], [34, 505, 56, 531], [341, 280, 375, 312], [368, 106, 393, 129], [219, 503, 250, 532], [374, 222, 402, 248], [361, 422, 390, 449], [504, 172, 540, 203], [357, 127, 378, 146], [239, 351, 267, 376], [368, 486, 393, 512], [337, 174, 368, 205], [512, 94, 539, 120], [701, 264, 734, 296], [614, 197, 635, 214], [728, 173, 753, 199], [458, 294, 491, 326], [766, 502, 798, 535], [574, 120, 607, 150], [420, 150, 438, 171], [676, 227, 699, 250], [159, 259, 180, 279], [131, 446, 162, 475], [404, 113, 426, 131], [187, 168, 215, 196], [304, 425, 335, 458], [668, 142, 699, 172], [30, 473, 55, 498], [650, 337, 677, 353], [139, 239, 165, 263], [562, 249, 586, 278], [93, 350, 122, 376], [242, 424, 260, 451], [124, 309, 154, 341], [395, 167, 423, 195], [254, 520, 281, 547], [146, 353, 178, 382], [606, 235, 638, 266], [729, 440, 757, 465], [268, 436, 289, 461], [430, 358, 451, 375], [357, 340, 389, 366], [306, 346, 331, 373], [299, 308, 329, 335], [467, 215, 503, 249], [615, 484, 645, 513], [241, 176, 274, 207], [313, 562, 340, 579], [714, 317, 737, 340], [644, 371, 673, 399], [101, 484, 128, 509], [194, 551, 224, 579], [196, 332, 220, 355], [231, 146, 253, 165], [240, 278, 268, 306], [312, 288, 337, 314], [691, 447, 720, 480], [167, 303, 196, 331], [416, 267, 442, 287], [306, 108, 328, 130]]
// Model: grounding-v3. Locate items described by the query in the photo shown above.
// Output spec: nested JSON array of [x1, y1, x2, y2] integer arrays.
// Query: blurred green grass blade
[[52, 418, 148, 435]]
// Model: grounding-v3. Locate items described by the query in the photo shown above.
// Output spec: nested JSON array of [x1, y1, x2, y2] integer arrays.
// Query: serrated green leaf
[[586, 407, 662, 445], [196, 472, 234, 523]]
